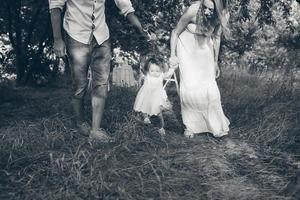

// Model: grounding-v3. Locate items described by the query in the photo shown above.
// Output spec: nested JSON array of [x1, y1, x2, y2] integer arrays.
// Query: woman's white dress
[[134, 74, 169, 116], [176, 24, 229, 137]]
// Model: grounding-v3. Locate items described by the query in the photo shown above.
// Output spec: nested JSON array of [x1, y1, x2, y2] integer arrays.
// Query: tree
[[0, 0, 299, 86], [1, 0, 52, 85]]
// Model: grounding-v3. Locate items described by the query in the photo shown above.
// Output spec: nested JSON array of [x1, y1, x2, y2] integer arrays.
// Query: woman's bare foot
[[184, 129, 194, 138]]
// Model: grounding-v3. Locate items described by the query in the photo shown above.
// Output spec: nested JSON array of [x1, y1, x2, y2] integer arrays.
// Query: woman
[[169, 0, 230, 138]]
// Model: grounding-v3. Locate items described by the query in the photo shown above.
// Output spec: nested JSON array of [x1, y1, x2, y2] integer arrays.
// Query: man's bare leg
[[72, 98, 84, 122], [91, 86, 107, 131], [88, 39, 111, 141]]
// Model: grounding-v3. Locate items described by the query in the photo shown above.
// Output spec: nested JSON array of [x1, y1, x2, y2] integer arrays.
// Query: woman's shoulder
[[190, 0, 201, 5], [189, 1, 201, 9], [183, 1, 200, 18]]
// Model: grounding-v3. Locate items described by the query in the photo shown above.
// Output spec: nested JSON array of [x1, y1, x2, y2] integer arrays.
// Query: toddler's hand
[[148, 31, 157, 41], [141, 28, 157, 42], [169, 56, 179, 69]]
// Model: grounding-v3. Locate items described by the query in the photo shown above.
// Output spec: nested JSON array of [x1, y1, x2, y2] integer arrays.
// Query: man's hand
[[50, 8, 66, 57], [140, 28, 157, 42], [148, 31, 157, 41], [53, 38, 67, 58], [215, 63, 220, 79]]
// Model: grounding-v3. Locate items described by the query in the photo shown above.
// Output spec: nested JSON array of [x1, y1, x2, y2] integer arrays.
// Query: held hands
[[141, 28, 157, 42], [148, 31, 157, 41], [215, 63, 220, 79], [53, 38, 67, 58], [169, 56, 179, 69]]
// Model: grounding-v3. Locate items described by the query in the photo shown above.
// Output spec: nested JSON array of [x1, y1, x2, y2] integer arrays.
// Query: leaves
[[0, 0, 299, 85]]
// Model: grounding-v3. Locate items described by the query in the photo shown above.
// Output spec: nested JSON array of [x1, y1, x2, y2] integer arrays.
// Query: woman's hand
[[169, 56, 179, 69], [215, 63, 220, 79]]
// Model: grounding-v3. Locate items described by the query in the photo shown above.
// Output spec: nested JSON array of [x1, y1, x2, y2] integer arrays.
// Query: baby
[[133, 56, 175, 135]]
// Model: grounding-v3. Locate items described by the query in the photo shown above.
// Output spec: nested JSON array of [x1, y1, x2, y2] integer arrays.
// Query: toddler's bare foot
[[158, 128, 166, 136], [143, 117, 151, 124]]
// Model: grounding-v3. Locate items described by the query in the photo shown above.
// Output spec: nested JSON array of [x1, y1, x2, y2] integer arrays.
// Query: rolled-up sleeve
[[48, 0, 67, 11], [114, 0, 135, 17]]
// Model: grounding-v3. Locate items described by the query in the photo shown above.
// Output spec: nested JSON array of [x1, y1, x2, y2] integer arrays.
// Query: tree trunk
[[14, 0, 25, 85], [4, 0, 25, 85], [23, 26, 51, 84]]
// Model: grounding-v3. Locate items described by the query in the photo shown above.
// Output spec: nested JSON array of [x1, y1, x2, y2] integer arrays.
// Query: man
[[49, 0, 149, 141]]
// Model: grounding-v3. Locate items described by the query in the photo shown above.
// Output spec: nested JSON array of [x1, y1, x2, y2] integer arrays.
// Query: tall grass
[[0, 71, 299, 199]]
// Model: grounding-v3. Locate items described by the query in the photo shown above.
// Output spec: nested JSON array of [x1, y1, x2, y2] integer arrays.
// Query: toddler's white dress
[[134, 74, 168, 116]]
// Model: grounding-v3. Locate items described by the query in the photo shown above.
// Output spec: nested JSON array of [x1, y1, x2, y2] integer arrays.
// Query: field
[[0, 70, 299, 200]]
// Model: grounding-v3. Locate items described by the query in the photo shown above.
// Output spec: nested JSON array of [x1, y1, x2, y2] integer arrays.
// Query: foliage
[[223, 0, 300, 74], [0, 0, 299, 86], [0, 0, 55, 85]]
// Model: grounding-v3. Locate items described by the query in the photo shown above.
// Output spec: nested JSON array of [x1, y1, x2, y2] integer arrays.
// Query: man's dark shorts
[[65, 34, 111, 99]]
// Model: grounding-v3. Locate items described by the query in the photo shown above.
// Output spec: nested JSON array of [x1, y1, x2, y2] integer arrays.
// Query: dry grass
[[0, 71, 299, 200]]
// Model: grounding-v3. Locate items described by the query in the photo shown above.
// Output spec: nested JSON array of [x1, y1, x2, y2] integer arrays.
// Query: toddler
[[133, 57, 175, 135]]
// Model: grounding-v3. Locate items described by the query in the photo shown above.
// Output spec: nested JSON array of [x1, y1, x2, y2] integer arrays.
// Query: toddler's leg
[[143, 113, 151, 124], [158, 112, 166, 135], [158, 112, 165, 128]]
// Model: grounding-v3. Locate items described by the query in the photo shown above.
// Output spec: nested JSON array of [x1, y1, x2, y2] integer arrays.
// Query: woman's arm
[[169, 4, 199, 68], [212, 24, 222, 63], [170, 6, 197, 58], [163, 68, 175, 79], [212, 24, 222, 78]]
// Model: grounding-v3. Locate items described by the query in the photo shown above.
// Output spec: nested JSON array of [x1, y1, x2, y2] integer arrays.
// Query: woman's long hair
[[196, 0, 230, 39]]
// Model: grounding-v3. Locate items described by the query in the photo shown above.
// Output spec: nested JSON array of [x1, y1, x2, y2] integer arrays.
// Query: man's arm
[[49, 0, 67, 57], [50, 8, 63, 41], [126, 12, 148, 38], [114, 0, 149, 39]]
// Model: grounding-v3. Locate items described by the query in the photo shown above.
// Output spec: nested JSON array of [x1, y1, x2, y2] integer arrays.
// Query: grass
[[0, 70, 299, 200]]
